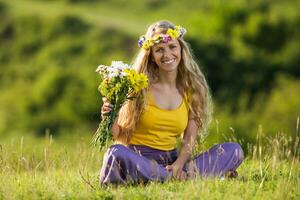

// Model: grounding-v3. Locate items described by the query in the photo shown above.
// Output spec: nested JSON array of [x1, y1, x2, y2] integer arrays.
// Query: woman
[[99, 20, 244, 185]]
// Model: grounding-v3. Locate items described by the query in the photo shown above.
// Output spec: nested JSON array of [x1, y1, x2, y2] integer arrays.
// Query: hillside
[[0, 0, 299, 147]]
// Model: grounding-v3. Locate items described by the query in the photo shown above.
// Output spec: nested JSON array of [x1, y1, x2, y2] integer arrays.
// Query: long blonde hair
[[116, 20, 213, 144]]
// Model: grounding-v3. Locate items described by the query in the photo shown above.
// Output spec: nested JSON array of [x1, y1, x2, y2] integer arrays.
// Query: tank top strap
[[146, 90, 155, 105]]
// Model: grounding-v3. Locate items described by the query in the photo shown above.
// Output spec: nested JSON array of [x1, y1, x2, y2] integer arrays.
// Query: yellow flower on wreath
[[143, 39, 155, 50], [166, 26, 181, 39]]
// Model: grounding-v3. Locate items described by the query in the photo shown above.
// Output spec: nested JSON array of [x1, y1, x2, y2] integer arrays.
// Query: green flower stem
[[93, 96, 123, 149]]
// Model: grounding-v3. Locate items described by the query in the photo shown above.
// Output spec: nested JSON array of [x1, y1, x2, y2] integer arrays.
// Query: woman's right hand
[[101, 97, 114, 118], [101, 97, 120, 139]]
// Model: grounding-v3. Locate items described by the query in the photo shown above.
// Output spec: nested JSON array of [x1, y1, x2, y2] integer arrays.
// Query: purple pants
[[99, 142, 244, 185]]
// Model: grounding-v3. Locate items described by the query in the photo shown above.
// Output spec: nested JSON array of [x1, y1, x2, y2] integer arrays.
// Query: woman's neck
[[155, 70, 177, 90]]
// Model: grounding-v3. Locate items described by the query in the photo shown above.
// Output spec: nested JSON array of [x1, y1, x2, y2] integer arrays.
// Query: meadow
[[1, 131, 299, 200], [0, 0, 300, 199]]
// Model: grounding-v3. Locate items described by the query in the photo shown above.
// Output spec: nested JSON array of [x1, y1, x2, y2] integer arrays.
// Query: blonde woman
[[99, 20, 244, 185]]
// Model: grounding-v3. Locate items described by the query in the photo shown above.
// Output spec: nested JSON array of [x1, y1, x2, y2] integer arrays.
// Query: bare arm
[[166, 112, 199, 179], [111, 118, 120, 139], [175, 118, 198, 166]]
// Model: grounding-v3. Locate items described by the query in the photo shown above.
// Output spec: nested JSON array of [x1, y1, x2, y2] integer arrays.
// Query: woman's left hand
[[166, 163, 187, 180]]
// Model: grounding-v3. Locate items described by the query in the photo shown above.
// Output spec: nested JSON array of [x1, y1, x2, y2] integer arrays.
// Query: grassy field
[[0, 0, 299, 199], [1, 0, 201, 36], [0, 134, 299, 200]]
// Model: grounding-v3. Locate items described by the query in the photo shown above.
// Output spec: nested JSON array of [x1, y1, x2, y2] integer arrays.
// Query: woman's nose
[[162, 48, 172, 58]]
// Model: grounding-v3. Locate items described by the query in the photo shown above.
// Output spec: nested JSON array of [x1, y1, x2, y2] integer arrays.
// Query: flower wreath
[[138, 25, 186, 50]]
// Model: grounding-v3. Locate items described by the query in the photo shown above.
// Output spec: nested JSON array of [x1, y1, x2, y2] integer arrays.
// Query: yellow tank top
[[129, 91, 189, 150]]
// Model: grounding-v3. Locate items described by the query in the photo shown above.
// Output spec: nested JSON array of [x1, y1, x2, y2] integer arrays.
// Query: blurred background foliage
[[0, 0, 299, 150]]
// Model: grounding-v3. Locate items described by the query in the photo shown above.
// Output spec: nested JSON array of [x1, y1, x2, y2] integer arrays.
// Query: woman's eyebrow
[[168, 42, 177, 46], [154, 46, 164, 50]]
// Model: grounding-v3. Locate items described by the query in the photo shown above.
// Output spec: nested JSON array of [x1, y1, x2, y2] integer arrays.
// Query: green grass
[[8, 0, 142, 35], [0, 0, 300, 199], [1, 0, 190, 36], [0, 0, 224, 37], [0, 134, 299, 199]]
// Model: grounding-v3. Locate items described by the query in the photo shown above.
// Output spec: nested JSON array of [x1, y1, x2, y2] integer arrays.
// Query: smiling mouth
[[162, 58, 175, 64]]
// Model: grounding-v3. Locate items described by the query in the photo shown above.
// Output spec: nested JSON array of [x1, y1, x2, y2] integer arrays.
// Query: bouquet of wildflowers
[[93, 61, 148, 149]]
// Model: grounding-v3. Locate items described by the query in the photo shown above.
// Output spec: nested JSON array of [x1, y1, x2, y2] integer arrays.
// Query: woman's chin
[[159, 63, 179, 72]]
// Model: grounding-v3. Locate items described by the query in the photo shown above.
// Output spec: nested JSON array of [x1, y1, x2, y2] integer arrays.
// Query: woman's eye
[[155, 48, 163, 52], [170, 45, 177, 49]]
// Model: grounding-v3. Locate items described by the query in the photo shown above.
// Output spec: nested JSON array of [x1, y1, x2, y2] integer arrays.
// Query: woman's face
[[151, 39, 181, 73]]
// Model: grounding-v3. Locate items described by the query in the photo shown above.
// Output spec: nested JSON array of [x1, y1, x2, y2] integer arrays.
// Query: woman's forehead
[[152, 39, 179, 48]]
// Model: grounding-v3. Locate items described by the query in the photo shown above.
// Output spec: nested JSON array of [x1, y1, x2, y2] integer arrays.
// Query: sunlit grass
[[0, 132, 299, 199], [0, 0, 299, 198], [0, 0, 219, 37]]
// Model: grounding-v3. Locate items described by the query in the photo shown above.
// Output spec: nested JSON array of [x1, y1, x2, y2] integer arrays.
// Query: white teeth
[[162, 59, 175, 64]]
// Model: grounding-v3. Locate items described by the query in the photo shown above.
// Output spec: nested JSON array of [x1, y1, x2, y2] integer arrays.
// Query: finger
[[101, 105, 112, 113], [183, 172, 187, 180], [102, 97, 113, 106], [101, 106, 112, 114], [165, 165, 173, 171], [103, 105, 113, 111], [101, 110, 111, 118], [103, 102, 113, 108], [176, 169, 185, 179], [101, 109, 112, 115], [103, 110, 111, 114], [180, 171, 187, 180], [102, 97, 107, 102], [176, 170, 182, 179]]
